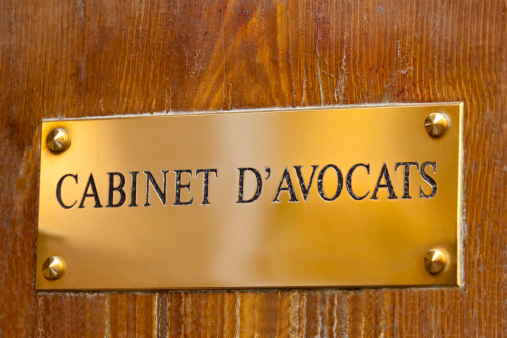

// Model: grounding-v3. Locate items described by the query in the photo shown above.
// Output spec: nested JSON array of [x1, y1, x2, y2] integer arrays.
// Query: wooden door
[[0, 0, 504, 336]]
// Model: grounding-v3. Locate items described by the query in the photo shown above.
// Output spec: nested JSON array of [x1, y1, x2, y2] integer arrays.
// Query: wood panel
[[0, 0, 505, 336]]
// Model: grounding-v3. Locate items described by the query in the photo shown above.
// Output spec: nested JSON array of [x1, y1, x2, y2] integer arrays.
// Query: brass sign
[[36, 103, 463, 290]]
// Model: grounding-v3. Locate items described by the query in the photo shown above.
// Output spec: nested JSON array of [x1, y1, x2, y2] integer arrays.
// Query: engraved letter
[[420, 161, 437, 198], [395, 162, 419, 199], [371, 163, 397, 200], [174, 170, 194, 206], [129, 171, 139, 207], [237, 168, 262, 203], [293, 165, 319, 201], [79, 173, 103, 208], [273, 167, 299, 202], [196, 169, 218, 205], [144, 170, 170, 206], [317, 164, 343, 201], [107, 172, 126, 208], [56, 173, 78, 209], [346, 163, 370, 200]]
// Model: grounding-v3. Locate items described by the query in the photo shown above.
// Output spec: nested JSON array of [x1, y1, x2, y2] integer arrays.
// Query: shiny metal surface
[[42, 256, 65, 280], [424, 249, 447, 274], [36, 103, 463, 290], [425, 112, 449, 137], [46, 128, 71, 153]]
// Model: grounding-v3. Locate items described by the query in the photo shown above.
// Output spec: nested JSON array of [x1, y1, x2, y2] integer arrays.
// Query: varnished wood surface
[[0, 0, 505, 336]]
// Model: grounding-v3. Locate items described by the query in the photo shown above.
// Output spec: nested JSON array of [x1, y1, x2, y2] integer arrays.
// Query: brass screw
[[46, 128, 71, 153], [425, 112, 449, 137], [42, 256, 66, 280], [424, 249, 447, 274]]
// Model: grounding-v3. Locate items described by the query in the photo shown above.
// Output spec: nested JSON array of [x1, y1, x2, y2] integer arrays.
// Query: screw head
[[425, 112, 449, 137], [46, 128, 71, 153], [42, 256, 66, 280], [424, 249, 447, 274]]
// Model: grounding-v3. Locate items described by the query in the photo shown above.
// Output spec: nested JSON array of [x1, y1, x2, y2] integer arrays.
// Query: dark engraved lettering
[[79, 173, 103, 208], [395, 162, 420, 199], [237, 168, 263, 203], [61, 161, 436, 209], [129, 171, 139, 207], [106, 172, 126, 208], [420, 161, 438, 198], [346, 163, 370, 200], [371, 163, 397, 200], [56, 174, 78, 209], [174, 170, 194, 205], [273, 167, 299, 202], [317, 164, 343, 201], [144, 170, 169, 206], [196, 169, 218, 205], [265, 166, 271, 180], [293, 165, 319, 201]]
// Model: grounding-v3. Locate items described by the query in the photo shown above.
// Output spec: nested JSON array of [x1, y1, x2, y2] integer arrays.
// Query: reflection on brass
[[46, 128, 71, 153], [36, 103, 463, 290], [425, 112, 449, 137], [424, 249, 447, 274], [42, 256, 65, 280]]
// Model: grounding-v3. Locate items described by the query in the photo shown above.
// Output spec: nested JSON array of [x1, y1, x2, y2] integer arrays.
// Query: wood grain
[[0, 0, 505, 336]]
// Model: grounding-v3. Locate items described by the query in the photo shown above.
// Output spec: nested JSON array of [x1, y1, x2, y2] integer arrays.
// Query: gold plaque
[[36, 103, 463, 290]]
